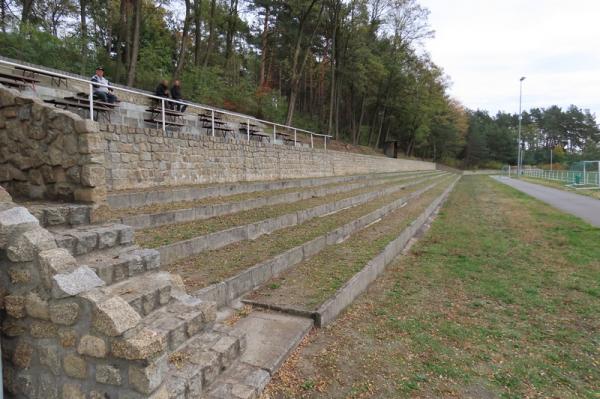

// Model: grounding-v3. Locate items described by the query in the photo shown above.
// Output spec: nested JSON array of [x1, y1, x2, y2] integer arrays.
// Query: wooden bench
[[199, 111, 223, 120], [0, 72, 40, 90], [16, 66, 68, 88], [145, 107, 185, 128], [0, 77, 25, 89], [44, 97, 113, 122], [75, 92, 121, 106]]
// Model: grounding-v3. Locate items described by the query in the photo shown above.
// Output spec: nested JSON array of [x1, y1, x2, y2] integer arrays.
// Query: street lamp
[[517, 76, 526, 175]]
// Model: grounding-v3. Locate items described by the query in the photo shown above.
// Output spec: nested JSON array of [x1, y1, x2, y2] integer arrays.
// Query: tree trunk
[[126, 0, 141, 86], [193, 0, 203, 66], [80, 0, 88, 74], [224, 0, 238, 69], [115, 0, 129, 83], [285, 0, 323, 125], [375, 107, 387, 149], [334, 78, 341, 139], [20, 0, 35, 25], [327, 0, 340, 137], [355, 96, 366, 145], [174, 0, 193, 79], [1, 0, 6, 33], [258, 5, 270, 88], [202, 0, 216, 67]]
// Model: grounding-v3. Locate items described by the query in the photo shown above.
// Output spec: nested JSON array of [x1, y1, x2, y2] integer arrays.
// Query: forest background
[[1, 0, 598, 168]]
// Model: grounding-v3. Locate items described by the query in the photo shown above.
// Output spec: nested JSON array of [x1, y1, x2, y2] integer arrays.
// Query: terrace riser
[[158, 173, 447, 265], [119, 171, 439, 230], [107, 171, 418, 209]]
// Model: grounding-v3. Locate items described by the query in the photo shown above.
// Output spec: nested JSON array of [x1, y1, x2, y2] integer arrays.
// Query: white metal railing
[[0, 58, 332, 149], [517, 167, 600, 187]]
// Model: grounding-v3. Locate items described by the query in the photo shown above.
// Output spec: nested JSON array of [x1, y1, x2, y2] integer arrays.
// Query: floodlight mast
[[517, 76, 526, 175]]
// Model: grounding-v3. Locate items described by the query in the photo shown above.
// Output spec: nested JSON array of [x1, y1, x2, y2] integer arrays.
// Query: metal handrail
[[0, 58, 332, 148]]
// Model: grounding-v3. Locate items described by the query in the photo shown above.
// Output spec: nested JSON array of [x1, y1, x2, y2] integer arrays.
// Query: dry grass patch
[[166, 177, 444, 291], [136, 174, 439, 248]]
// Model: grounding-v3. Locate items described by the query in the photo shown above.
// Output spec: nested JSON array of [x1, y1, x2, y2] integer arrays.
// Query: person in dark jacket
[[155, 79, 169, 98], [170, 80, 187, 112]]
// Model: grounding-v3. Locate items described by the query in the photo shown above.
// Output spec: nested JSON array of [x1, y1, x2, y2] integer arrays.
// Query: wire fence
[[518, 167, 600, 188]]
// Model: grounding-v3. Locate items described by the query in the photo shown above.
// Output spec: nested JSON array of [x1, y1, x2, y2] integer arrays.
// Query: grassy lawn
[[167, 175, 447, 291], [136, 173, 441, 248], [262, 175, 600, 399], [248, 176, 455, 311], [519, 176, 600, 200]]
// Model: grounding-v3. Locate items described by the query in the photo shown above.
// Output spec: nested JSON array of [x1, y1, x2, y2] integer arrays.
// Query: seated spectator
[[155, 79, 170, 99], [170, 80, 187, 113], [91, 66, 117, 104]]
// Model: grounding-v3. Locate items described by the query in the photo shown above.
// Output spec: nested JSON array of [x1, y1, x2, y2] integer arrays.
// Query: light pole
[[517, 76, 526, 175]]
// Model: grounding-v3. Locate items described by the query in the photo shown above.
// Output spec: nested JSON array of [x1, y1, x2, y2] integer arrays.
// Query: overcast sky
[[418, 0, 600, 118]]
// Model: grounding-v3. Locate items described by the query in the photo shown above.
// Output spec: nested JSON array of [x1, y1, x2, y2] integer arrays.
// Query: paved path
[[491, 176, 600, 227]]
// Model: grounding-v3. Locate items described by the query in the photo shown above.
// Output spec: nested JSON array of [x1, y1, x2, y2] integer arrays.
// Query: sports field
[[262, 175, 600, 399]]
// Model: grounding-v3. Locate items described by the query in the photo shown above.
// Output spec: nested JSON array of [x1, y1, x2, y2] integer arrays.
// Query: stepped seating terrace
[[0, 59, 451, 399]]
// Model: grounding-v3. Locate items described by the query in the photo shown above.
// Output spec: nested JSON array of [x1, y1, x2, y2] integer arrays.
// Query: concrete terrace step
[[157, 173, 447, 265], [52, 222, 134, 256], [106, 171, 419, 209], [100, 271, 173, 316], [116, 171, 439, 230], [192, 178, 444, 308], [138, 294, 217, 353], [79, 245, 161, 286], [203, 311, 313, 399], [23, 202, 92, 227], [166, 328, 246, 398]]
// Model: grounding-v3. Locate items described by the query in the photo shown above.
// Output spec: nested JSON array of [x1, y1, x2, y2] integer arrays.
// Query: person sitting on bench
[[170, 80, 187, 113], [155, 79, 170, 99], [91, 66, 117, 104]]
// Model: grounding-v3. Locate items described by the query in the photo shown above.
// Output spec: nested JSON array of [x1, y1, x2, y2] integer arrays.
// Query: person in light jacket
[[90, 66, 117, 103]]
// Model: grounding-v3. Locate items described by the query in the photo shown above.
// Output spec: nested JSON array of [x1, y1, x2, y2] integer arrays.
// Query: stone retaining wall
[[101, 124, 435, 191], [0, 185, 187, 398], [0, 86, 107, 206]]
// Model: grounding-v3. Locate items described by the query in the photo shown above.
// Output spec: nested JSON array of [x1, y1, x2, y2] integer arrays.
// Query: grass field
[[262, 175, 600, 399]]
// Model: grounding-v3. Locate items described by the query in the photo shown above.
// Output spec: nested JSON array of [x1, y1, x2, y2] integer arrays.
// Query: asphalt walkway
[[491, 176, 600, 227]]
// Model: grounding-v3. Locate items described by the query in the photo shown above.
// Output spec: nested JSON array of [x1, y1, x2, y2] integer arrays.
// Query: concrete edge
[[314, 175, 461, 327], [107, 170, 420, 209]]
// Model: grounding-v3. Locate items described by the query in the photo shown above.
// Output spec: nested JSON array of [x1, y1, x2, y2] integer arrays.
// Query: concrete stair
[[166, 328, 247, 398], [24, 202, 92, 227], [51, 222, 134, 256]]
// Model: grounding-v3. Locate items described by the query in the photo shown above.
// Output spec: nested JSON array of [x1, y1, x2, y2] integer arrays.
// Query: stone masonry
[[0, 86, 107, 206], [0, 185, 238, 398], [101, 124, 435, 191]]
